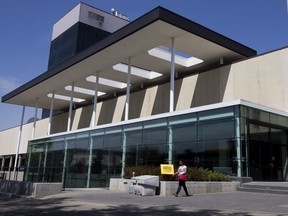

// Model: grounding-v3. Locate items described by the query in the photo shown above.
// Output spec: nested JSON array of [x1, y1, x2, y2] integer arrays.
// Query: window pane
[[241, 106, 269, 123], [249, 124, 269, 142], [168, 113, 197, 126], [270, 113, 288, 128], [65, 132, 89, 188], [199, 107, 234, 121], [199, 139, 235, 175], [125, 130, 142, 146], [199, 120, 235, 140], [172, 124, 197, 143], [174, 141, 197, 166], [270, 128, 287, 145], [143, 118, 167, 129], [143, 128, 167, 145], [136, 144, 167, 166], [104, 133, 122, 148]]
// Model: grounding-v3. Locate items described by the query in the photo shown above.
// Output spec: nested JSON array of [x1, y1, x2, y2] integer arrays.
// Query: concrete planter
[[109, 178, 240, 196]]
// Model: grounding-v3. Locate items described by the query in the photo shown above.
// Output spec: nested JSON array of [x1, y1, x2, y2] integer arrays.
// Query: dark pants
[[176, 180, 189, 195]]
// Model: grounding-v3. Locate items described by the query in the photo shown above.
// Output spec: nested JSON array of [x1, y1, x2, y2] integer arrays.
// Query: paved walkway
[[1, 189, 288, 216]]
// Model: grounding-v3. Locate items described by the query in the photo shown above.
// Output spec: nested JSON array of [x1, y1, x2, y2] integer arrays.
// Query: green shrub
[[124, 166, 229, 182], [191, 167, 229, 181]]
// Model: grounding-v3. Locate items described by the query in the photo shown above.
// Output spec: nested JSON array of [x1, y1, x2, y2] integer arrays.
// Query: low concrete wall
[[0, 180, 62, 198], [229, 177, 253, 185], [160, 181, 240, 196], [33, 183, 63, 197], [109, 178, 240, 196]]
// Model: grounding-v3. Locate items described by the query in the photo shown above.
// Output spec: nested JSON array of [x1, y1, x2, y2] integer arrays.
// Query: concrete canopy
[[1, 7, 256, 110]]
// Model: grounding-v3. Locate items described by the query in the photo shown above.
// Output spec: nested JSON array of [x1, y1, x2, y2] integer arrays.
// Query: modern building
[[1, 2, 287, 188]]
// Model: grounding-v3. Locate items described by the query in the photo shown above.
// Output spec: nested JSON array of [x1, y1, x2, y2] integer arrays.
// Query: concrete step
[[237, 182, 288, 195]]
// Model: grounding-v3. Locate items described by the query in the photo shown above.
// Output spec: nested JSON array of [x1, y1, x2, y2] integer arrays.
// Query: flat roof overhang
[[1, 6, 256, 110]]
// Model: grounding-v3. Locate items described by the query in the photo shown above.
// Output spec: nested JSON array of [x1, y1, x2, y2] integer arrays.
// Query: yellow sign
[[160, 164, 174, 175]]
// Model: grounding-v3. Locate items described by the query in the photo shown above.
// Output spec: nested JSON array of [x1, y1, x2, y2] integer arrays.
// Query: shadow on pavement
[[0, 196, 284, 216]]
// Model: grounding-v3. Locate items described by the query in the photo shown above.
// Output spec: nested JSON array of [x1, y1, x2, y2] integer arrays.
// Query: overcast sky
[[0, 0, 287, 131]]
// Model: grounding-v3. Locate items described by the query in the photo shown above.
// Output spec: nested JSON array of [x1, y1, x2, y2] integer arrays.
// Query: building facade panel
[[230, 48, 288, 111], [0, 127, 19, 155], [52, 4, 81, 40]]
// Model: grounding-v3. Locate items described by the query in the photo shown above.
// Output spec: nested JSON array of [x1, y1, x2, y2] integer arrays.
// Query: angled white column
[[91, 72, 99, 127], [48, 91, 55, 135], [32, 99, 38, 139], [67, 83, 74, 132], [13, 105, 25, 180], [125, 57, 131, 121], [170, 38, 175, 112]]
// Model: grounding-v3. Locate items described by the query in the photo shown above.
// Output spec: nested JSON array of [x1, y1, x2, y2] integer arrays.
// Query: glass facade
[[25, 105, 288, 188], [48, 22, 111, 69], [240, 106, 288, 181]]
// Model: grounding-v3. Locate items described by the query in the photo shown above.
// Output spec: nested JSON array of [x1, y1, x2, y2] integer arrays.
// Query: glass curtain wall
[[25, 105, 241, 188], [65, 132, 90, 188], [193, 107, 237, 174], [241, 106, 288, 181]]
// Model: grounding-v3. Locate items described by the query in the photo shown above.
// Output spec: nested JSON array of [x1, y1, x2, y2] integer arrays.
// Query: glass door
[[248, 123, 288, 181]]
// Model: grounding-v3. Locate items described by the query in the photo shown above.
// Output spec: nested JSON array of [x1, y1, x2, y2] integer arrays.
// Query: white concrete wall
[[52, 4, 81, 40], [79, 3, 129, 34], [52, 3, 129, 40], [228, 48, 288, 111]]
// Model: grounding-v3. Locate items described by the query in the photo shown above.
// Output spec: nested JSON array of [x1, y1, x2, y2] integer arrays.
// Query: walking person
[[172, 160, 191, 197]]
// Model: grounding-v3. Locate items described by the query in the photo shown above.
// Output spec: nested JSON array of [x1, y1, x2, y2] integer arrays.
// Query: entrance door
[[248, 124, 287, 181], [258, 142, 282, 181]]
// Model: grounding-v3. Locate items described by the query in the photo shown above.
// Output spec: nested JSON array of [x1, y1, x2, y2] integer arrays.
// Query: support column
[[9, 156, 13, 179], [1, 157, 5, 171], [121, 132, 127, 178], [42, 143, 48, 182], [48, 91, 55, 135], [125, 57, 131, 121], [67, 83, 74, 132], [170, 38, 175, 112], [91, 72, 99, 127], [13, 105, 25, 180], [168, 126, 173, 164], [62, 139, 68, 187], [25, 144, 32, 181], [244, 121, 249, 177], [87, 137, 93, 188], [236, 117, 242, 177], [32, 99, 38, 139], [122, 58, 131, 176], [18, 155, 22, 168]]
